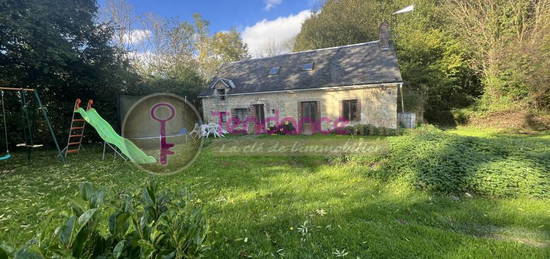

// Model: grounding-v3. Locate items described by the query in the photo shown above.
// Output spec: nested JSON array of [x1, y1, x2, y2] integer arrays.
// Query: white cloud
[[264, 0, 282, 11], [242, 10, 313, 58], [121, 29, 152, 45]]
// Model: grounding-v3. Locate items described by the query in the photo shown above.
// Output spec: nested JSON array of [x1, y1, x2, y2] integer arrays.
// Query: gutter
[[198, 81, 403, 98]]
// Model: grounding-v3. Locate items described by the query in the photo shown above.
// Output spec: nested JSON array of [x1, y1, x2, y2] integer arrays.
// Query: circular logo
[[122, 93, 203, 175]]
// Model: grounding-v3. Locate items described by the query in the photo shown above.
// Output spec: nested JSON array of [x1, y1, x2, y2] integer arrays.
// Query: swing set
[[0, 87, 65, 162]]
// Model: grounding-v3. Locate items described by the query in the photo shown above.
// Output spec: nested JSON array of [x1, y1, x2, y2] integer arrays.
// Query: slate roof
[[199, 40, 402, 97]]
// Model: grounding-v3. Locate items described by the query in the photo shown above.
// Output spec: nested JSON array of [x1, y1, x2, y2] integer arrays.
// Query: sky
[[98, 0, 325, 57]]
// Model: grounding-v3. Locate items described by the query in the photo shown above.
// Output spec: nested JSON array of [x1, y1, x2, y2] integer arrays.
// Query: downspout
[[399, 83, 405, 113]]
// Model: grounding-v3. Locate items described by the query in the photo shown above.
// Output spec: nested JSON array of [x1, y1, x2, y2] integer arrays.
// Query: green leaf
[[79, 182, 94, 201], [161, 251, 176, 259], [0, 242, 14, 257], [142, 185, 155, 206], [69, 200, 85, 216], [109, 212, 130, 237], [0, 247, 8, 259], [77, 208, 98, 226], [14, 247, 44, 259], [58, 216, 76, 247], [71, 209, 98, 256], [113, 240, 126, 259]]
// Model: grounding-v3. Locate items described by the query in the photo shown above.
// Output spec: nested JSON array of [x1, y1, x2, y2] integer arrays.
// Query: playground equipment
[[63, 99, 92, 156], [0, 91, 10, 160], [64, 99, 156, 164], [0, 87, 64, 162]]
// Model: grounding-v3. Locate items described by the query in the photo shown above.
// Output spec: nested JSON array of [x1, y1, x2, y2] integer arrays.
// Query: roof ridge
[[230, 40, 380, 64]]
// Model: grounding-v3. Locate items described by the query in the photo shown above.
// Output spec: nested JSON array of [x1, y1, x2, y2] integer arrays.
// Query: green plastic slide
[[76, 108, 156, 164]]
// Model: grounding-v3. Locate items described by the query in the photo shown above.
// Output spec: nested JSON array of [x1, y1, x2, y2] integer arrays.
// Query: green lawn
[[0, 129, 549, 258]]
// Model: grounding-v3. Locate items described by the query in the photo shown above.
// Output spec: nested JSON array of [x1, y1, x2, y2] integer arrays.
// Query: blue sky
[[98, 0, 324, 57], [98, 0, 320, 32]]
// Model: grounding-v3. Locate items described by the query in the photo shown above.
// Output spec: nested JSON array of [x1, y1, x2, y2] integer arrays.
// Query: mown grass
[[0, 129, 549, 258]]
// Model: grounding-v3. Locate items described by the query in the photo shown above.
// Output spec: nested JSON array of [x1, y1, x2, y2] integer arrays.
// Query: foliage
[[104, 6, 249, 81], [0, 0, 139, 143], [200, 29, 248, 79], [0, 182, 209, 258], [447, 0, 550, 112], [294, 0, 549, 124], [293, 0, 394, 51], [115, 12, 248, 112], [1, 131, 549, 257], [332, 124, 402, 136], [367, 125, 550, 198], [267, 121, 297, 135]]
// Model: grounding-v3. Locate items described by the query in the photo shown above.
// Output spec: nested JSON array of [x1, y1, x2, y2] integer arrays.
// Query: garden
[[1, 0, 549, 257], [1, 127, 548, 258]]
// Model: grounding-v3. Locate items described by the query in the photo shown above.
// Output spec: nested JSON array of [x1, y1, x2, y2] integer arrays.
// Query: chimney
[[378, 21, 390, 49]]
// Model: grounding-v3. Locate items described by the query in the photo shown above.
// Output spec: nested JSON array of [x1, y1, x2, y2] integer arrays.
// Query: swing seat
[[16, 143, 43, 148], [0, 154, 11, 160]]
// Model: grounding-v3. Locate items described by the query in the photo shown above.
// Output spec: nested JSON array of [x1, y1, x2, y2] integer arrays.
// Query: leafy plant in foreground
[[0, 182, 209, 258]]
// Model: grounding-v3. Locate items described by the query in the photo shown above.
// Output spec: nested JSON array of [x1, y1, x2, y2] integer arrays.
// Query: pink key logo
[[150, 102, 176, 165]]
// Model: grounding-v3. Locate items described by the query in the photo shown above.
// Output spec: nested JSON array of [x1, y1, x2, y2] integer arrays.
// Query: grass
[[0, 129, 549, 258]]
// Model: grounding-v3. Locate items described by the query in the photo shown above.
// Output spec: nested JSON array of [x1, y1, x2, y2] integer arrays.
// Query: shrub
[[0, 182, 209, 258], [373, 125, 549, 198], [330, 124, 401, 136], [267, 121, 297, 135]]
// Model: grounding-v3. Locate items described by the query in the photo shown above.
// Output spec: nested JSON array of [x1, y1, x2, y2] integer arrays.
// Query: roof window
[[302, 63, 314, 71], [269, 66, 280, 75]]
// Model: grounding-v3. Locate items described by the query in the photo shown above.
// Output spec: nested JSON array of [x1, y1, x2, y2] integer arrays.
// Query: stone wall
[[201, 84, 398, 131]]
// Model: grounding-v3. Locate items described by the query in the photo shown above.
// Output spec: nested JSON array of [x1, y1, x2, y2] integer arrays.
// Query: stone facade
[[201, 83, 398, 132]]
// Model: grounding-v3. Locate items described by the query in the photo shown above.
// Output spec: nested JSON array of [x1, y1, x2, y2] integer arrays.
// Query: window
[[232, 108, 248, 122], [342, 100, 359, 121], [302, 63, 314, 71], [269, 66, 280, 75], [217, 88, 226, 101]]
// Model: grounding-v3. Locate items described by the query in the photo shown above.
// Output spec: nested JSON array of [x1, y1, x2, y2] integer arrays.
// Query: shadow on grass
[[211, 172, 550, 258]]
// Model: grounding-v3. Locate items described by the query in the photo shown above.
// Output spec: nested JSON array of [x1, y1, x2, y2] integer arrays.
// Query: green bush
[[336, 124, 402, 136], [368, 125, 549, 198], [0, 182, 209, 258]]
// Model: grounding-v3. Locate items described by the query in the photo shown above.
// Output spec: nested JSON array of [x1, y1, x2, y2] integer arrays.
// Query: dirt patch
[[468, 111, 550, 131]]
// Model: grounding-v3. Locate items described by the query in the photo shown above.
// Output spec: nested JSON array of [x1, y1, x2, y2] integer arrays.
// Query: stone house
[[199, 23, 403, 134]]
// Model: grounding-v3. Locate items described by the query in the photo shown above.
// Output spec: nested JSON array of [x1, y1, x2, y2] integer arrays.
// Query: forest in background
[[0, 0, 248, 144], [294, 0, 549, 125]]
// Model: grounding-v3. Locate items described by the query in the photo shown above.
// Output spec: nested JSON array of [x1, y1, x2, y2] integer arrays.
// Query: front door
[[300, 101, 319, 134], [252, 104, 265, 133]]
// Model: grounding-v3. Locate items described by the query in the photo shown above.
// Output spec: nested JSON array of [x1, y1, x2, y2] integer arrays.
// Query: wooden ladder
[[64, 99, 93, 157]]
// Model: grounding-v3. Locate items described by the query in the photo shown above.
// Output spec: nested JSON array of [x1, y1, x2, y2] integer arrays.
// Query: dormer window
[[302, 63, 314, 71], [269, 66, 280, 75], [217, 88, 226, 101]]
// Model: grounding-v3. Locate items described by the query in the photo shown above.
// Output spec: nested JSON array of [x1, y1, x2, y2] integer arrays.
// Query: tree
[[103, 6, 249, 81], [294, 0, 395, 51], [258, 37, 295, 58], [200, 29, 249, 78], [0, 0, 137, 142], [294, 0, 482, 124], [447, 0, 550, 111]]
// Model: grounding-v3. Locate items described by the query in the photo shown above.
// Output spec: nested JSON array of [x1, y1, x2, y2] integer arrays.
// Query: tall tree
[[0, 0, 137, 141], [294, 0, 482, 123], [200, 29, 249, 78], [447, 0, 550, 111]]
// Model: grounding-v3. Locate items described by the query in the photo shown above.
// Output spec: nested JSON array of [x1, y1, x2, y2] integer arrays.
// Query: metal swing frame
[[0, 87, 65, 162]]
